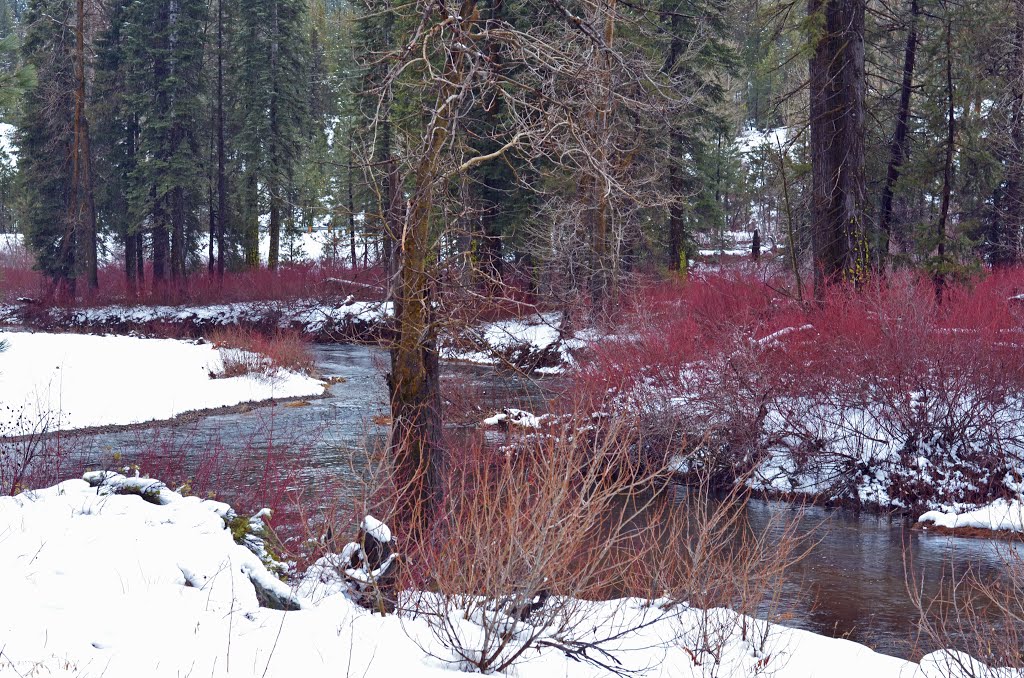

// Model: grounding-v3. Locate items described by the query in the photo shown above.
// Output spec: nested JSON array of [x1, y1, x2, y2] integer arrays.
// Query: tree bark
[[267, 0, 281, 271], [71, 0, 98, 293], [999, 0, 1024, 266], [388, 0, 477, 523], [590, 0, 616, 309], [808, 0, 868, 296], [348, 133, 357, 267], [877, 0, 918, 269], [662, 8, 685, 272], [216, 0, 227, 277], [935, 16, 955, 300]]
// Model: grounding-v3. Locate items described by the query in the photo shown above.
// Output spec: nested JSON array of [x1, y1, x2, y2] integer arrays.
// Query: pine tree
[[233, 0, 309, 269], [122, 0, 208, 284], [659, 0, 736, 272], [17, 0, 89, 294], [94, 0, 142, 291]]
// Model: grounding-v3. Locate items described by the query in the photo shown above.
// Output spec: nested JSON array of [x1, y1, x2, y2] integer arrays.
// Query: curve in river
[[63, 344, 1021, 660]]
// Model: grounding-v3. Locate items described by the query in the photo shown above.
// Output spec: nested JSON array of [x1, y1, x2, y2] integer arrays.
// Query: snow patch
[[0, 331, 324, 432]]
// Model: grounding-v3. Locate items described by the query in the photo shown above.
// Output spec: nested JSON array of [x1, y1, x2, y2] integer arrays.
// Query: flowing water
[[62, 344, 1021, 660]]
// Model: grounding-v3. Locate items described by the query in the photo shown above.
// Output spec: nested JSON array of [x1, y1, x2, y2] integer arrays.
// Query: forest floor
[[0, 473, 992, 678]]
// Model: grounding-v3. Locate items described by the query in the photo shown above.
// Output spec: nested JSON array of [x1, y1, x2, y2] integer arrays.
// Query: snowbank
[[482, 407, 552, 429], [443, 312, 586, 372], [919, 499, 1024, 534], [257, 229, 377, 266], [0, 331, 324, 432], [735, 126, 791, 158], [0, 474, 998, 678], [25, 298, 393, 343]]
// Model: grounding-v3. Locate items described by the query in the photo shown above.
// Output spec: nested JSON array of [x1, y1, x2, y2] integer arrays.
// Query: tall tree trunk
[[208, 122, 215, 275], [267, 0, 281, 271], [999, 0, 1024, 266], [472, 0, 505, 292], [136, 231, 145, 284], [877, 0, 919, 269], [348, 134, 357, 267], [170, 184, 186, 280], [153, 219, 169, 285], [126, 232, 138, 295], [389, 0, 476, 523], [216, 0, 227, 277], [71, 0, 98, 293], [808, 0, 868, 297], [590, 0, 616, 310], [662, 9, 685, 272], [667, 129, 685, 272], [936, 16, 955, 300], [124, 114, 140, 295], [244, 171, 259, 266]]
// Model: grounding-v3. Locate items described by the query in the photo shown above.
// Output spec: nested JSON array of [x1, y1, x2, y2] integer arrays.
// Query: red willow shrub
[[570, 269, 1024, 510], [1, 256, 388, 307], [208, 327, 316, 376]]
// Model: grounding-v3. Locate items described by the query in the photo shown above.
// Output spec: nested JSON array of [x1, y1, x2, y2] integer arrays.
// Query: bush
[[572, 270, 1024, 510], [208, 327, 315, 377]]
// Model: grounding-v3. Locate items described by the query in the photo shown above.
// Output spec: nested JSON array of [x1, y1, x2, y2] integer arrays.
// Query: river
[[62, 344, 1021, 660]]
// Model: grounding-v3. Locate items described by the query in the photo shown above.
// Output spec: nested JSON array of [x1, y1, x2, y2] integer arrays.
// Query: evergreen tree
[[94, 0, 142, 290], [660, 0, 737, 272], [17, 0, 82, 292], [233, 0, 309, 269], [122, 0, 208, 284]]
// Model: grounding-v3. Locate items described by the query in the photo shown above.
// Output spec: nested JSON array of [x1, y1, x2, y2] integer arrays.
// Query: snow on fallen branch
[[749, 324, 815, 348]]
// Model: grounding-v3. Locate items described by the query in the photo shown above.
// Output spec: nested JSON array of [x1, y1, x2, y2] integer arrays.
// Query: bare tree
[[363, 0, 704, 516]]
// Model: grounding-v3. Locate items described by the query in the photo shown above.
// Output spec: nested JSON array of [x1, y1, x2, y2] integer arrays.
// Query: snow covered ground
[[0, 232, 22, 253], [0, 332, 325, 432], [0, 473, 999, 678], [919, 499, 1024, 533], [258, 229, 377, 266]]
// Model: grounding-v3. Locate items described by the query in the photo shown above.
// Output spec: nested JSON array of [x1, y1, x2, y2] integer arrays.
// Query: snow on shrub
[[572, 270, 1024, 511]]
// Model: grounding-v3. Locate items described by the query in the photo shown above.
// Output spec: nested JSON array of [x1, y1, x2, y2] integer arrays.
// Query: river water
[[64, 344, 1021, 660]]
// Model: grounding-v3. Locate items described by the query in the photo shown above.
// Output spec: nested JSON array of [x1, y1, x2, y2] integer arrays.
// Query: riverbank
[[562, 272, 1024, 535], [0, 331, 326, 433], [0, 472, 1004, 678], [2, 299, 586, 373]]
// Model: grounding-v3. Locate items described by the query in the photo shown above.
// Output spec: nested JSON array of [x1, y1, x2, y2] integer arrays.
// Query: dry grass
[[302, 407, 812, 675], [907, 544, 1024, 677], [208, 327, 315, 378]]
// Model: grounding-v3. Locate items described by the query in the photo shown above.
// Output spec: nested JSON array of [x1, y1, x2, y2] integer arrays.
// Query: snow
[[244, 229, 376, 266], [0, 122, 16, 164], [0, 474, 1006, 678], [0, 331, 325, 432], [51, 298, 392, 337], [919, 499, 1024, 533], [698, 247, 752, 257], [751, 324, 815, 348], [482, 407, 551, 429], [735, 126, 791, 158], [443, 312, 584, 372], [0, 232, 22, 252], [602, 326, 1024, 515], [361, 514, 393, 544]]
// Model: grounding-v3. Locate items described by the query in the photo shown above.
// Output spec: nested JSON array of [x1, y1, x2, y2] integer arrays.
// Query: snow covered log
[[340, 515, 400, 614]]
